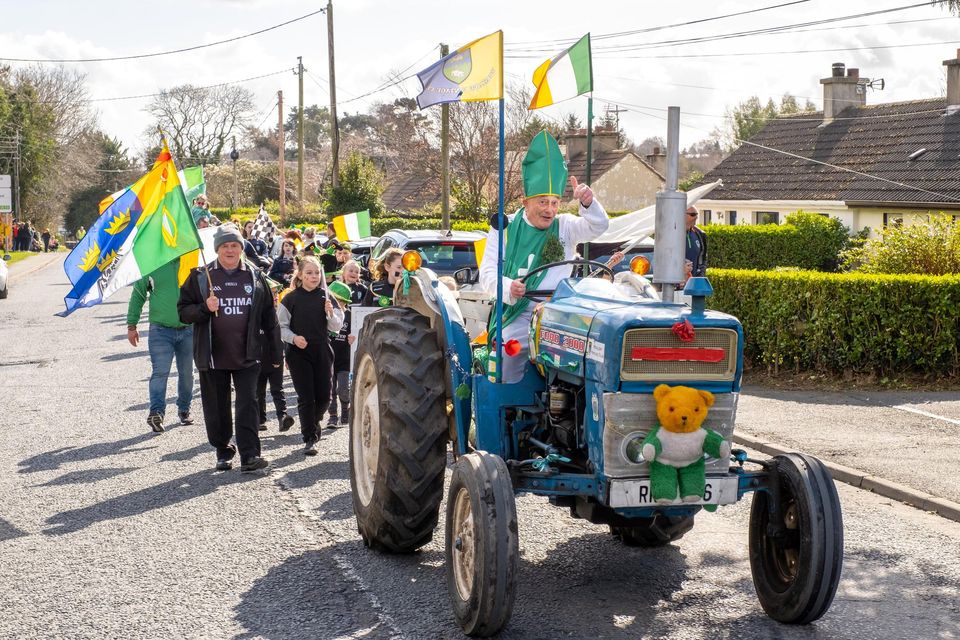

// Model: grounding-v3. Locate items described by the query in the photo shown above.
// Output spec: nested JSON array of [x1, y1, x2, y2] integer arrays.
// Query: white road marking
[[274, 470, 407, 640], [891, 404, 960, 427]]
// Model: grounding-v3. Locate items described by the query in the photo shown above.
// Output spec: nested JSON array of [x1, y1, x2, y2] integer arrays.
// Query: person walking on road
[[325, 280, 355, 429], [127, 260, 194, 433], [257, 319, 294, 433], [277, 256, 344, 456], [178, 224, 282, 473], [41, 229, 51, 252]]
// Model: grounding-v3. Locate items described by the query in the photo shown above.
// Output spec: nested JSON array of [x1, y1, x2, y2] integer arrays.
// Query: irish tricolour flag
[[333, 209, 372, 241], [529, 33, 593, 110]]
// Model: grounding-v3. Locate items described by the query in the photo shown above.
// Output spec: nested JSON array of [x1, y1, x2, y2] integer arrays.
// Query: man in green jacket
[[127, 260, 194, 433]]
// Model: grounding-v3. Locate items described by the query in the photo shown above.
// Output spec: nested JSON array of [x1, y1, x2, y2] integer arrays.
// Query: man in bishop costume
[[479, 130, 610, 383]]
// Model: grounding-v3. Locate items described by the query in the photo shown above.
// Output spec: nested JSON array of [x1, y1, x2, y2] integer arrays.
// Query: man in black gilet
[[178, 225, 282, 473]]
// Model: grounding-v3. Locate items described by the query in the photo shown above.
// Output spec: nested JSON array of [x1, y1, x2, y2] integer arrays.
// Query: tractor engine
[[544, 382, 582, 452]]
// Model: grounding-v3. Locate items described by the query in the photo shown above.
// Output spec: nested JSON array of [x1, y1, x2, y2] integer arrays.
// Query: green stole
[[492, 209, 560, 331]]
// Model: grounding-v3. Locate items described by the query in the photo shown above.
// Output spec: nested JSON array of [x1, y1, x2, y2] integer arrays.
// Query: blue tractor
[[348, 112, 843, 637]]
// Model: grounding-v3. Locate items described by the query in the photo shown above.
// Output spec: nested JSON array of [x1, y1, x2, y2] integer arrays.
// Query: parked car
[[0, 254, 9, 299], [581, 237, 655, 276], [368, 229, 485, 278]]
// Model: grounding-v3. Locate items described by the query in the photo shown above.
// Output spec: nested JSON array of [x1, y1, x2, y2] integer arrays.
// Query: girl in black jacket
[[268, 239, 297, 285], [277, 256, 344, 455], [368, 247, 404, 307]]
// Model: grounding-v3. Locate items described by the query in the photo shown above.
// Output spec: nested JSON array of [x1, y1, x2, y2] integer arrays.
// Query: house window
[[755, 211, 780, 225], [883, 213, 903, 228], [728, 211, 737, 225], [703, 209, 712, 224]]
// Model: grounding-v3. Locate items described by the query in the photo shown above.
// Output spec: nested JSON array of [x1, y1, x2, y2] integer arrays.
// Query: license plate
[[608, 475, 740, 508]]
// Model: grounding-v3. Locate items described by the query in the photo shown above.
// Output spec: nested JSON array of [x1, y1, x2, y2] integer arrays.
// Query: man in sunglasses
[[684, 205, 708, 284]]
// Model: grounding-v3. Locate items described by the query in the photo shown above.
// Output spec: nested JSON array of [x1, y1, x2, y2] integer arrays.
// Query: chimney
[[944, 48, 960, 114], [820, 62, 866, 125], [564, 128, 619, 162], [645, 146, 666, 175]]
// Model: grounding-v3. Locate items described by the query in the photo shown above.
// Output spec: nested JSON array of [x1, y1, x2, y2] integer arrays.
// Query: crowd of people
[[10, 220, 59, 252], [127, 194, 398, 472]]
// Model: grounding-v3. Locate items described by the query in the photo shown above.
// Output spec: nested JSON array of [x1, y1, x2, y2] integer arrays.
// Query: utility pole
[[297, 56, 305, 213], [440, 43, 450, 230], [327, 0, 340, 188], [230, 136, 239, 211], [278, 90, 287, 224]]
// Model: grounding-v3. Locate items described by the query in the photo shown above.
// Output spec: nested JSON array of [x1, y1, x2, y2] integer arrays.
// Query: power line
[[593, 94, 950, 123], [608, 98, 960, 203], [595, 37, 960, 60], [504, 0, 811, 49], [24, 68, 294, 104], [505, 2, 937, 55], [337, 45, 440, 106], [0, 9, 325, 63]]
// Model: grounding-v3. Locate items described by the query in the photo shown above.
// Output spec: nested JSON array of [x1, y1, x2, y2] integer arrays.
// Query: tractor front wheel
[[445, 452, 519, 637], [749, 453, 844, 624], [349, 307, 448, 553]]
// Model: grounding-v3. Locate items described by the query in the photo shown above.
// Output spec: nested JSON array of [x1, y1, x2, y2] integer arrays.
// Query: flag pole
[[494, 96, 505, 383], [584, 94, 593, 261], [160, 124, 217, 315]]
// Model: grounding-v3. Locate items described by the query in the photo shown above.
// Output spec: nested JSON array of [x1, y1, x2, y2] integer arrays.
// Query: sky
[[1, 0, 958, 158]]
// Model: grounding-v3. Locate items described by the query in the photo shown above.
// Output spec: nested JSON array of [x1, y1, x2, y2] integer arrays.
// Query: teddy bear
[[638, 384, 731, 504]]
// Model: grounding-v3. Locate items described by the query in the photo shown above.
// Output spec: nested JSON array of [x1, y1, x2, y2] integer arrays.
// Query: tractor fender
[[393, 267, 466, 331]]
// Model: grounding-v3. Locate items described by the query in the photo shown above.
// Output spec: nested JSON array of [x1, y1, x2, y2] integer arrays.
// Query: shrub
[[708, 268, 960, 375], [704, 212, 851, 271], [324, 152, 386, 216], [371, 217, 487, 236], [842, 213, 960, 275]]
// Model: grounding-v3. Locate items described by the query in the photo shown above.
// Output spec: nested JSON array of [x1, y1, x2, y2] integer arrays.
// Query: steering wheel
[[518, 258, 614, 298]]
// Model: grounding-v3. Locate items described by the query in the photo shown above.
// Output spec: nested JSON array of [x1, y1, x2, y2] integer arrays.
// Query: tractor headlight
[[621, 431, 646, 464]]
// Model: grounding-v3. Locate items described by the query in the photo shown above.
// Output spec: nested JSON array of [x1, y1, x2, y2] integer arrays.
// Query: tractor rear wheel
[[749, 453, 843, 624], [349, 307, 448, 553], [445, 452, 519, 637], [609, 514, 696, 547]]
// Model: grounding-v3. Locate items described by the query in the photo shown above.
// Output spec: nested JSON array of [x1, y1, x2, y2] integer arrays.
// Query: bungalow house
[[562, 129, 665, 211], [696, 52, 960, 237]]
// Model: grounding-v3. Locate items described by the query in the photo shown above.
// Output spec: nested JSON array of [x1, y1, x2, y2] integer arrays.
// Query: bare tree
[[935, 1, 960, 15], [145, 84, 255, 164]]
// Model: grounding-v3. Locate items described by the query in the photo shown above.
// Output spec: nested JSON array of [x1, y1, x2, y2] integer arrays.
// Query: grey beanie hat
[[213, 224, 244, 251]]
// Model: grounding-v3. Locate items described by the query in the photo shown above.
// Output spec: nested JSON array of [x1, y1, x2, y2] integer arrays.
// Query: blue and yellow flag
[[416, 31, 503, 109], [59, 144, 200, 316]]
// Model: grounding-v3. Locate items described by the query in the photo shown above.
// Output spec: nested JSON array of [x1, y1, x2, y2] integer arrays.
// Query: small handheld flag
[[332, 209, 371, 242], [529, 34, 593, 110], [250, 205, 276, 245]]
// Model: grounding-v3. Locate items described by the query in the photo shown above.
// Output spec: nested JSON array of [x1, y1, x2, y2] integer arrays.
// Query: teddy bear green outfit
[[636, 384, 732, 505], [639, 424, 728, 503]]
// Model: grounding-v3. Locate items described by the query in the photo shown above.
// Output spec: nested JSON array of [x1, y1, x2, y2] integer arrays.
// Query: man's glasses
[[686, 212, 698, 217]]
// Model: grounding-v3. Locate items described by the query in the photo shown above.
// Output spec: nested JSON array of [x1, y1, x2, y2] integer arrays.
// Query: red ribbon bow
[[672, 319, 695, 343]]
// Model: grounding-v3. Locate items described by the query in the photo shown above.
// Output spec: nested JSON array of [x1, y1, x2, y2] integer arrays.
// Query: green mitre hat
[[522, 130, 568, 199]]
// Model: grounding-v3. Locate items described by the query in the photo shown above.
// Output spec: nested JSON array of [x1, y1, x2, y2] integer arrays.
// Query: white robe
[[479, 200, 609, 382]]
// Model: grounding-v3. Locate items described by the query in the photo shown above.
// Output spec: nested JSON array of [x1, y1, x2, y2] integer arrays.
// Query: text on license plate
[[608, 476, 740, 508]]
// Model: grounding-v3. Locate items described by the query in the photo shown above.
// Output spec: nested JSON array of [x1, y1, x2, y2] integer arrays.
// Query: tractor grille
[[620, 327, 737, 382]]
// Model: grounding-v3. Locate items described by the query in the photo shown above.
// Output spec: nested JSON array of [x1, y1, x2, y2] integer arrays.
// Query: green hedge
[[704, 213, 850, 271], [371, 218, 487, 235], [708, 268, 960, 374]]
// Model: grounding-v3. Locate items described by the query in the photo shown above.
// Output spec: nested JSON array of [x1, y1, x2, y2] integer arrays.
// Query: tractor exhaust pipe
[[652, 106, 687, 302]]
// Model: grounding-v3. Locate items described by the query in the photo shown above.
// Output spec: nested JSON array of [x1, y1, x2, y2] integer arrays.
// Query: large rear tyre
[[349, 307, 448, 553], [610, 513, 696, 547], [445, 452, 519, 637], [749, 453, 843, 624]]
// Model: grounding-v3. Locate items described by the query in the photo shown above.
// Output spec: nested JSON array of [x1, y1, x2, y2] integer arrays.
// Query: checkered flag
[[250, 206, 276, 246]]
